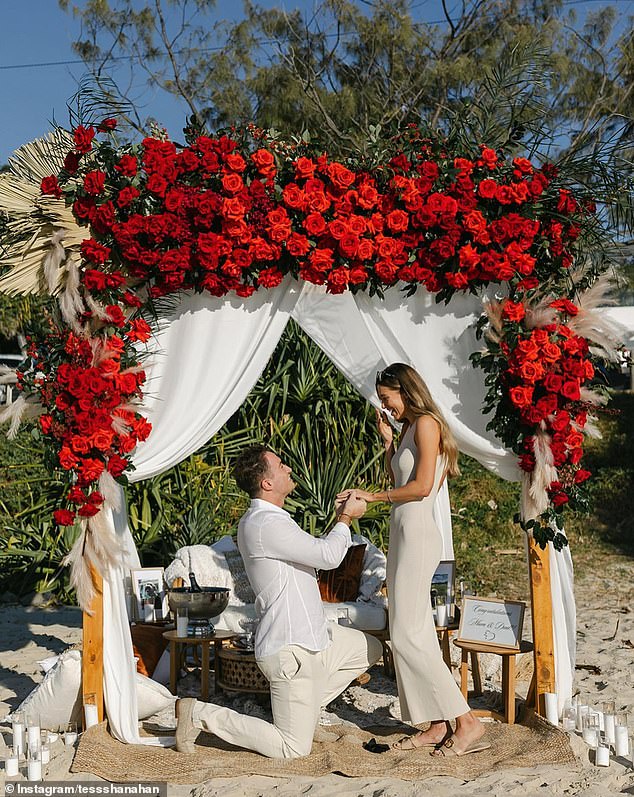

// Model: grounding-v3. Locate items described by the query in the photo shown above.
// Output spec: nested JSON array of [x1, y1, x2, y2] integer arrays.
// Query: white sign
[[457, 597, 525, 649]]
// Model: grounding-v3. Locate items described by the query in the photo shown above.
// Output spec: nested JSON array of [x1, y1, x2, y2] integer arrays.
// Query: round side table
[[163, 629, 236, 701]]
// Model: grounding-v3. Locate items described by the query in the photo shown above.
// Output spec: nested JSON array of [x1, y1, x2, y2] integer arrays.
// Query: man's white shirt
[[237, 498, 352, 660]]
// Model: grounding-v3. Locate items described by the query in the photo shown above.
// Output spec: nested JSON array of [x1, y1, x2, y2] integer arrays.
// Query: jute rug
[[71, 712, 576, 784]]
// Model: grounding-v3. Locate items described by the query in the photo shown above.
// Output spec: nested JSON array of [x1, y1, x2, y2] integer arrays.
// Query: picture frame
[[130, 567, 168, 622], [457, 596, 526, 649], [430, 559, 456, 607]]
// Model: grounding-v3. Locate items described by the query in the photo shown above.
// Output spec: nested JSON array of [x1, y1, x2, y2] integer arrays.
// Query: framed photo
[[131, 567, 168, 621], [457, 596, 526, 649], [431, 559, 456, 606]]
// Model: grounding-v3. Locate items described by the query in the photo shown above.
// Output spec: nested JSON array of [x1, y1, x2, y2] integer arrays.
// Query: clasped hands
[[334, 490, 368, 520], [336, 487, 375, 508]]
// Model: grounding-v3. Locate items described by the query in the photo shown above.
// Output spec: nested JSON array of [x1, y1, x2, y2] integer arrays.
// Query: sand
[[1, 557, 633, 796]]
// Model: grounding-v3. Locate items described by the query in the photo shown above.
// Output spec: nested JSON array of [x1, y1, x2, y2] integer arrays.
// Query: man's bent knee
[[366, 633, 383, 665]]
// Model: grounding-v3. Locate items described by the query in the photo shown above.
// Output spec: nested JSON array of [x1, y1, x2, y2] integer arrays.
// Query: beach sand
[[1, 556, 633, 796]]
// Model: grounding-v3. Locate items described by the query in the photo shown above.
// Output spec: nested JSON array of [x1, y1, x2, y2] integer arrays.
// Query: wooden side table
[[163, 629, 236, 701], [453, 638, 534, 724], [436, 620, 460, 669]]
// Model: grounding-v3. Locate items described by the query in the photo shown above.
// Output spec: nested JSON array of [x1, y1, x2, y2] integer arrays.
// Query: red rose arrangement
[[27, 120, 599, 546]]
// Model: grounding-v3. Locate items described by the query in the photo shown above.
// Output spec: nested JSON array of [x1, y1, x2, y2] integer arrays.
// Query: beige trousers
[[193, 623, 382, 758]]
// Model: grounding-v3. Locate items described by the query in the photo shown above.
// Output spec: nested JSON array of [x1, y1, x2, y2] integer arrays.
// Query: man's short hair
[[233, 444, 274, 498]]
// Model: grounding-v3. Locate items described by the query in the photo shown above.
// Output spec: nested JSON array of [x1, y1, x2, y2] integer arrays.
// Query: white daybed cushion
[[217, 601, 386, 634], [7, 649, 175, 728]]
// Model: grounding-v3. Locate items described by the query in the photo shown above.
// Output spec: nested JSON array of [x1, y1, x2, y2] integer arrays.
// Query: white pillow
[[8, 648, 83, 729], [353, 534, 387, 605], [8, 649, 175, 728], [136, 673, 175, 719]]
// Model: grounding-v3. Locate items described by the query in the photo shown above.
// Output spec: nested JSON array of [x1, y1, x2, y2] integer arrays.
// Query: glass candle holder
[[26, 712, 41, 755], [39, 731, 50, 765], [4, 753, 19, 776], [84, 692, 99, 729], [12, 711, 25, 757], [435, 595, 448, 627], [582, 713, 600, 747], [27, 748, 42, 781], [64, 721, 78, 747], [614, 715, 629, 758], [562, 706, 577, 732], [603, 701, 616, 745], [576, 704, 589, 732], [595, 743, 610, 767], [176, 607, 189, 637]]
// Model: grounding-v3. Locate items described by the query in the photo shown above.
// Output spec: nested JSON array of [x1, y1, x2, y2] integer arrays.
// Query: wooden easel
[[80, 535, 556, 723]]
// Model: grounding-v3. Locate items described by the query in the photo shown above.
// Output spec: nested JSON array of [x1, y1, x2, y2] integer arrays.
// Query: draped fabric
[[103, 281, 300, 741], [102, 282, 575, 742]]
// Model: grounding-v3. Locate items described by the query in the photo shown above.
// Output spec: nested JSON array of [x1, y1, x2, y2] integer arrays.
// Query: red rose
[[286, 233, 310, 256], [126, 319, 152, 343], [97, 118, 118, 132], [541, 343, 561, 363], [222, 173, 244, 194], [509, 386, 533, 408], [519, 361, 544, 382], [327, 162, 355, 190], [282, 183, 306, 210], [543, 373, 563, 393], [78, 502, 101, 518], [83, 170, 106, 196], [257, 267, 284, 288], [251, 149, 276, 176], [67, 486, 87, 504], [41, 175, 62, 198], [357, 183, 379, 209], [117, 185, 140, 208], [59, 446, 79, 470], [550, 298, 579, 316], [478, 147, 498, 170], [386, 210, 409, 233], [64, 152, 81, 174], [92, 202, 116, 234], [551, 492, 569, 506], [478, 179, 498, 199], [78, 457, 105, 485], [39, 415, 53, 435], [304, 213, 327, 236], [566, 429, 584, 448], [225, 153, 247, 172], [291, 156, 314, 180], [73, 196, 96, 222], [561, 380, 581, 401], [107, 454, 129, 478], [81, 239, 111, 265], [574, 469, 591, 484], [114, 154, 138, 177], [357, 239, 375, 260], [503, 300, 525, 322], [349, 265, 368, 284], [73, 125, 95, 153], [105, 304, 126, 327], [339, 233, 360, 258], [53, 509, 76, 526]]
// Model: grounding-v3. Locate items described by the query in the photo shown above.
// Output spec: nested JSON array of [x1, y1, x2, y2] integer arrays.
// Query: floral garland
[[10, 119, 610, 549]]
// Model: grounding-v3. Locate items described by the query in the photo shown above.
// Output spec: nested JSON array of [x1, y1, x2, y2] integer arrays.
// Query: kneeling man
[[176, 444, 382, 758]]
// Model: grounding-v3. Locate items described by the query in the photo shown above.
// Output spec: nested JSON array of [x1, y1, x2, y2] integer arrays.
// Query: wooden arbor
[[81, 534, 556, 725]]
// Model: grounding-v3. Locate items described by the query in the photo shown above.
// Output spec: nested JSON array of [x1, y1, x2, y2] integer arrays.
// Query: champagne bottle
[[188, 571, 202, 592]]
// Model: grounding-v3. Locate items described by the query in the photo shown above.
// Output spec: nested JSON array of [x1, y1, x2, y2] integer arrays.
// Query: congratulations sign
[[457, 597, 525, 649]]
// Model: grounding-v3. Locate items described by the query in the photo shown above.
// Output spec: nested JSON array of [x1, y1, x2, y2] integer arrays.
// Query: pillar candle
[[604, 713, 616, 744], [12, 721, 24, 756], [84, 703, 99, 728], [615, 725, 629, 757], [5, 755, 19, 776], [595, 745, 610, 767], [544, 692, 559, 726], [27, 757, 42, 781]]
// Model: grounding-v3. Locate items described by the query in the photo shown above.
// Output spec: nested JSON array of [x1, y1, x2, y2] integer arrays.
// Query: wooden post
[[527, 536, 556, 717], [82, 565, 105, 725]]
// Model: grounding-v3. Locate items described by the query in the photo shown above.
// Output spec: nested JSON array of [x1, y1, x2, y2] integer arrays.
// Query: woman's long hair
[[376, 362, 460, 477]]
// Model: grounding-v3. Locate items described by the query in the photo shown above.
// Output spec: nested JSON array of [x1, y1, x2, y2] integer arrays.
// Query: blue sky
[[0, 0, 629, 165]]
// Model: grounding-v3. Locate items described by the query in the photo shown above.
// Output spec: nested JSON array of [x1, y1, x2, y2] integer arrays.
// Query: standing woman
[[339, 363, 489, 755]]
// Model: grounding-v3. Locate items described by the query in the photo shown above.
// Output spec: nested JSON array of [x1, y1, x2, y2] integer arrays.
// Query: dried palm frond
[[0, 130, 90, 297], [482, 298, 504, 343]]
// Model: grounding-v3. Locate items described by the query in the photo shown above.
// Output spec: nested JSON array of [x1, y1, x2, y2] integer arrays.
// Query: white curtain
[[102, 280, 575, 741], [103, 281, 299, 741]]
